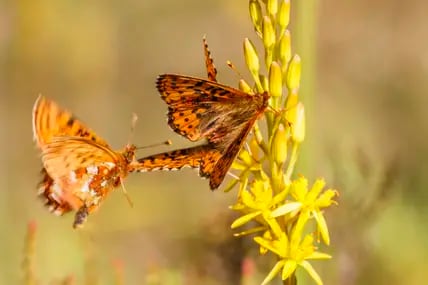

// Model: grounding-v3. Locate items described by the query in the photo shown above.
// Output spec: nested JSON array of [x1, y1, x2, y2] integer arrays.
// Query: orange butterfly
[[33, 95, 147, 228], [135, 39, 269, 189]]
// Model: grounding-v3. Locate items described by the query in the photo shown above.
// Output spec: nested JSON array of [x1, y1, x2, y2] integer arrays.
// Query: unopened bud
[[278, 0, 290, 31], [249, 0, 263, 34], [291, 102, 305, 143], [279, 30, 291, 66], [244, 38, 261, 80], [271, 123, 288, 165], [239, 79, 253, 94], [267, 0, 278, 17], [262, 16, 276, 50], [269, 61, 282, 98]]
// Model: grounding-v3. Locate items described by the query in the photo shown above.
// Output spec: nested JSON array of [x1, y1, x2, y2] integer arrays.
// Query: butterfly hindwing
[[41, 137, 120, 180]]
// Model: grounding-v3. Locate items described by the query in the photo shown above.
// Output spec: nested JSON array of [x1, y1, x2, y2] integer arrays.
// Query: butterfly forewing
[[157, 74, 267, 145], [33, 95, 109, 148]]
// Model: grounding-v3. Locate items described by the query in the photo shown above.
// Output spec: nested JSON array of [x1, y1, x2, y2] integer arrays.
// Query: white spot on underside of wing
[[69, 171, 77, 183], [104, 162, 115, 169], [81, 180, 90, 193], [86, 165, 99, 175]]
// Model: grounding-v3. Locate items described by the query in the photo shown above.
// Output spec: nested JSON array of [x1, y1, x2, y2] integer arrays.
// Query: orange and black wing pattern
[[32, 95, 133, 228]]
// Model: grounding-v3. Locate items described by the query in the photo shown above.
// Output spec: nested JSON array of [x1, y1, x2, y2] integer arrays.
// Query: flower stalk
[[229, 1, 338, 284]]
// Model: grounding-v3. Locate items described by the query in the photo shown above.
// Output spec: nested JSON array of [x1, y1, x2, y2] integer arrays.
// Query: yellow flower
[[271, 177, 338, 245], [254, 232, 331, 285], [231, 179, 288, 238]]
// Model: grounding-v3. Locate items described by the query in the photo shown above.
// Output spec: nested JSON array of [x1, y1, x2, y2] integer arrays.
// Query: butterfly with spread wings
[[136, 38, 269, 189], [33, 95, 144, 228]]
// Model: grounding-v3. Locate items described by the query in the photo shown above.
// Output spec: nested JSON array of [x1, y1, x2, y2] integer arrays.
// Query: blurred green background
[[1, 0, 427, 284]]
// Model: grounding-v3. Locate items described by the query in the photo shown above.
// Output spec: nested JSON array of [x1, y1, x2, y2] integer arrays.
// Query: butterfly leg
[[73, 205, 89, 229]]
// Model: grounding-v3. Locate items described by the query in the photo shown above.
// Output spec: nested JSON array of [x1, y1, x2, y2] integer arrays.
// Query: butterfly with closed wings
[[33, 96, 160, 228], [136, 38, 269, 189]]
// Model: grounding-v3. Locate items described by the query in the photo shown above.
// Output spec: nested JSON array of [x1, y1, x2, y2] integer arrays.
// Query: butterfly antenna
[[120, 178, 134, 208], [227, 60, 245, 80], [136, 139, 172, 150]]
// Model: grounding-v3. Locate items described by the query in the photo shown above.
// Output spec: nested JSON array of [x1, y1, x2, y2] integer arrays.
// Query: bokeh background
[[1, 0, 427, 284]]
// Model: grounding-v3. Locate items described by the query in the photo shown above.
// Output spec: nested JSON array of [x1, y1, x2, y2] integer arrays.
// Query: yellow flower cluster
[[226, 1, 339, 284]]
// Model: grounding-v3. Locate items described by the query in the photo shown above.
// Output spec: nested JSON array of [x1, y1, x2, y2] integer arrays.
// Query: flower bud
[[279, 30, 291, 66], [249, 0, 263, 34], [269, 61, 282, 98], [267, 0, 278, 17], [291, 102, 305, 143], [239, 79, 253, 94], [262, 16, 276, 50], [271, 123, 288, 165], [244, 38, 261, 83], [278, 0, 290, 31]]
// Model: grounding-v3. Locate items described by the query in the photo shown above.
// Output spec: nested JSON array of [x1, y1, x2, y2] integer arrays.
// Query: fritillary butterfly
[[135, 38, 269, 189], [33, 95, 141, 228]]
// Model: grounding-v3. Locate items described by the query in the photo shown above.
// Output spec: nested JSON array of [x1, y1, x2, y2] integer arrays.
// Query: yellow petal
[[281, 259, 297, 281], [313, 210, 330, 245], [254, 236, 283, 257], [261, 260, 286, 285], [299, 260, 323, 285], [306, 251, 332, 260], [231, 211, 262, 229], [271, 202, 302, 217]]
